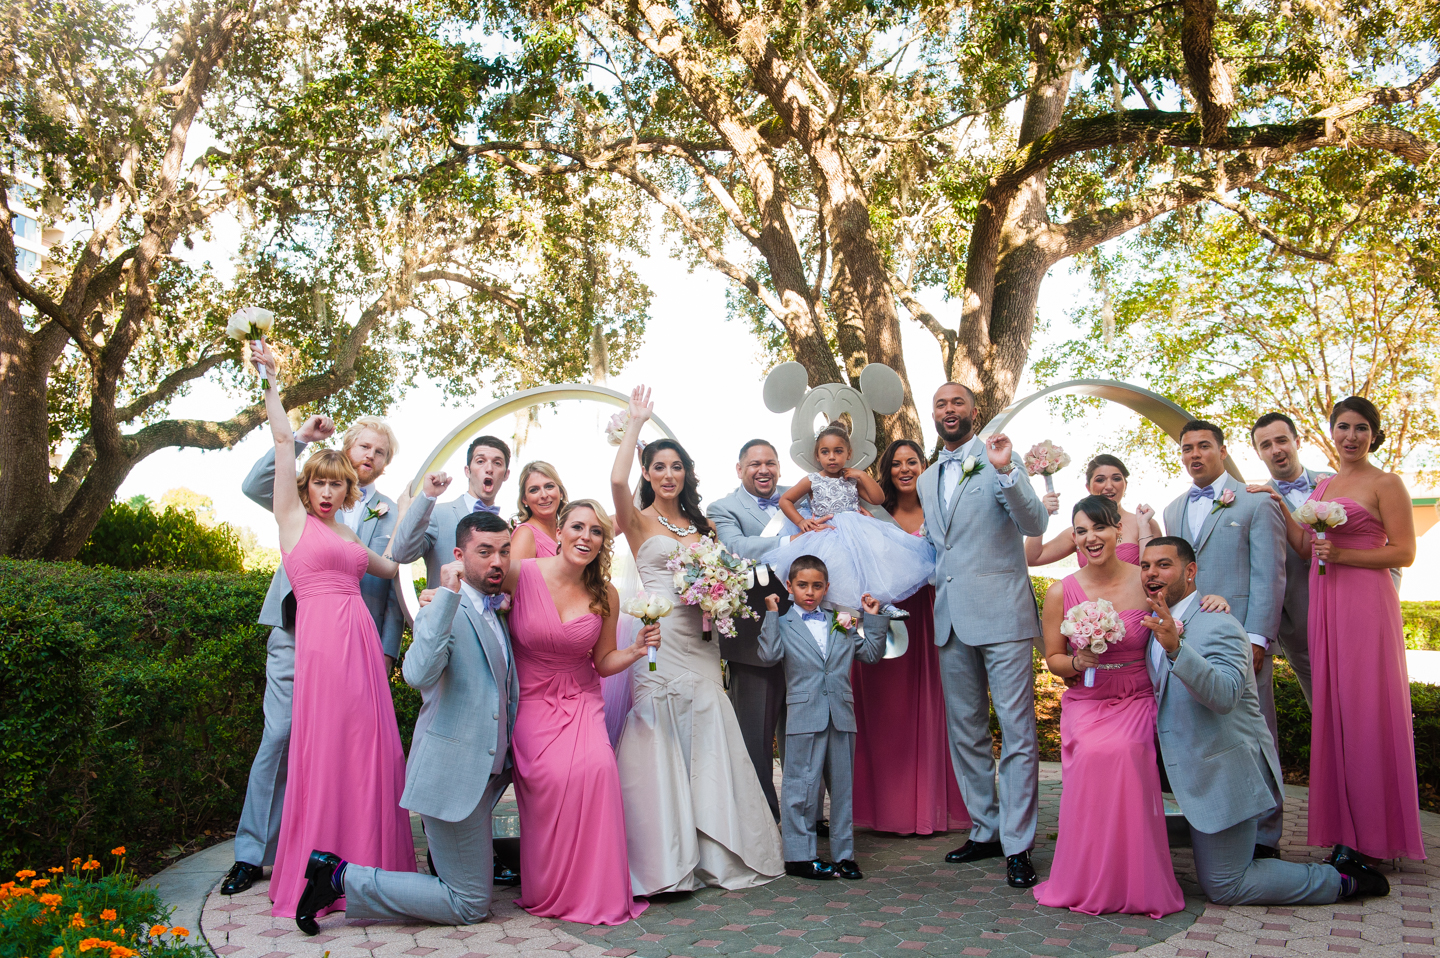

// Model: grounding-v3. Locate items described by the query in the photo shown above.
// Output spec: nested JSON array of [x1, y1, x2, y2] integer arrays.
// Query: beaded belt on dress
[[1093, 658, 1144, 670]]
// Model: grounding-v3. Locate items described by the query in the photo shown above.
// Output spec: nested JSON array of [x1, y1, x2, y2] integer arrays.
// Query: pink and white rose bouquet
[[1293, 499, 1348, 575], [665, 537, 757, 639], [1059, 597, 1126, 687], [1024, 440, 1071, 493]]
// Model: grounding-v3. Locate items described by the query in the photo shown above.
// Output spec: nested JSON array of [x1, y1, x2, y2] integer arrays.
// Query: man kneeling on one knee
[[294, 511, 519, 932], [1140, 536, 1388, 906]]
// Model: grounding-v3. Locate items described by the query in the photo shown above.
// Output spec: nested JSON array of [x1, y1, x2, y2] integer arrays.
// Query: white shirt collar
[[459, 580, 507, 663], [800, 610, 828, 655], [1169, 590, 1199, 622]]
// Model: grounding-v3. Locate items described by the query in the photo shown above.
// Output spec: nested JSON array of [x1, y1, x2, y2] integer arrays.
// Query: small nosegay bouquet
[[1293, 500, 1348, 575], [621, 592, 674, 670], [1059, 597, 1126, 687], [226, 307, 276, 390], [1024, 440, 1071, 494]]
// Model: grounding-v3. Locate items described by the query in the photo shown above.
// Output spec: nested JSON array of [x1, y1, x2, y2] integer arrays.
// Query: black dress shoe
[[816, 818, 830, 837], [946, 839, 1004, 864], [493, 854, 520, 886], [1253, 844, 1281, 860], [295, 851, 343, 935], [220, 861, 263, 896], [785, 859, 839, 880], [1332, 844, 1390, 899], [1006, 851, 1038, 888], [835, 859, 863, 880]]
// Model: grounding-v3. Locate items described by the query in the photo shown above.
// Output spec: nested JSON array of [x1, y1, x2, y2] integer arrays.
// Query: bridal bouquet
[[226, 307, 276, 390], [1059, 598, 1126, 687], [665, 538, 757, 639], [1024, 440, 1071, 493], [621, 592, 674, 670], [604, 410, 629, 445], [1293, 499, 1348, 575]]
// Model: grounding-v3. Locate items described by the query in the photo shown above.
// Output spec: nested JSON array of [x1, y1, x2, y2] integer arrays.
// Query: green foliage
[[1404, 602, 1440, 651], [77, 502, 244, 573], [0, 852, 206, 958]]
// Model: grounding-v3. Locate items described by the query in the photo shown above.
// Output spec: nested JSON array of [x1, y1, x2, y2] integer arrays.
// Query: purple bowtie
[[755, 494, 781, 509], [801, 610, 826, 622], [1187, 486, 1215, 502], [482, 592, 506, 612], [1276, 477, 1310, 496], [472, 500, 501, 515]]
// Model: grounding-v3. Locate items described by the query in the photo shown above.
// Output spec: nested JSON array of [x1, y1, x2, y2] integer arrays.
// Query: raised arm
[[403, 563, 463, 690], [1025, 527, 1077, 567], [388, 472, 448, 564], [987, 436, 1049, 537], [591, 584, 661, 676], [611, 385, 653, 547], [1167, 614, 1247, 715], [251, 342, 308, 552], [756, 603, 785, 666], [365, 548, 399, 580]]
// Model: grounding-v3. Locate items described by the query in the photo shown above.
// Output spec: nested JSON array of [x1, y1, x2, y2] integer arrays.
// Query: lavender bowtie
[[1276, 477, 1310, 496], [1187, 486, 1215, 502], [801, 610, 826, 622], [482, 592, 506, 612], [472, 500, 501, 515], [755, 494, 781, 509]]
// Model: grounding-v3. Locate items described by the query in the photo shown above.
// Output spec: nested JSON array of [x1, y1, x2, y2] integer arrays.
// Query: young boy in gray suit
[[758, 555, 887, 881]]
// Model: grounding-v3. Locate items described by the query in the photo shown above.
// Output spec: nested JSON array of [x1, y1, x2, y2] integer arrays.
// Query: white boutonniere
[[830, 610, 855, 636], [1209, 488, 1236, 514], [960, 455, 982, 478], [365, 501, 389, 522]]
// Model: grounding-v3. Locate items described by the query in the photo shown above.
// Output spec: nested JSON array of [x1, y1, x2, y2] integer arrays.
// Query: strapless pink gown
[[1033, 575, 1183, 918], [1077, 542, 1141, 567], [509, 560, 647, 924], [269, 516, 415, 918], [1306, 481, 1425, 859]]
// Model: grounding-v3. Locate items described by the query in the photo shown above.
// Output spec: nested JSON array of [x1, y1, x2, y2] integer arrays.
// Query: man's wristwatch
[[995, 462, 1014, 475], [1165, 637, 1182, 662]]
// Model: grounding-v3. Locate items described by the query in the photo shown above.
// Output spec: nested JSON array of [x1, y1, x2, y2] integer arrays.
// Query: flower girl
[[769, 423, 935, 614]]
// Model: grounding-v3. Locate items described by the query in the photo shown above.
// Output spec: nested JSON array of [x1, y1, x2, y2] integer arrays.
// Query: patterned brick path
[[200, 765, 1440, 958]]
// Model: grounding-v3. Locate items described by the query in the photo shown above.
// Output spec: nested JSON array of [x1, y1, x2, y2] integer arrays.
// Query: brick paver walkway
[[201, 765, 1440, 958]]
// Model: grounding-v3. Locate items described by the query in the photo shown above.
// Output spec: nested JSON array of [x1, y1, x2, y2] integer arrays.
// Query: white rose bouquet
[[226, 307, 276, 390], [620, 591, 674, 670], [1293, 499, 1348, 575], [1059, 597, 1126, 687], [664, 537, 757, 639], [1024, 440, 1071, 493]]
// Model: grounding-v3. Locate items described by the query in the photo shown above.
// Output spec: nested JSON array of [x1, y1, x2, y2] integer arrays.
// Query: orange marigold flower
[[10, 886, 35, 897], [113, 927, 124, 937], [110, 847, 125, 857], [70, 912, 86, 928], [100, 909, 117, 921], [71, 858, 82, 867], [39, 894, 62, 907], [50, 947, 63, 958], [148, 925, 167, 937], [109, 948, 137, 958], [81, 860, 100, 872], [30, 878, 50, 888], [78, 938, 104, 952], [16, 869, 36, 879], [170, 927, 190, 938], [49, 867, 64, 874]]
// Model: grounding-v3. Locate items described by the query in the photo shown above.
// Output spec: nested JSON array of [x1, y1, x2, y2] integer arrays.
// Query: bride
[[610, 385, 784, 895]]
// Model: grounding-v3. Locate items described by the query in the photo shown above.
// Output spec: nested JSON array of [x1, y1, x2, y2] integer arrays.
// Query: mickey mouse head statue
[[762, 361, 906, 472]]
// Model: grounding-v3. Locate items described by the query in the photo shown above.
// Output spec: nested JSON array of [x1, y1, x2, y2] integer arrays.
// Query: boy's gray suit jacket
[[915, 442, 1049, 647], [401, 585, 519, 823], [1147, 602, 1283, 835], [756, 607, 887, 734]]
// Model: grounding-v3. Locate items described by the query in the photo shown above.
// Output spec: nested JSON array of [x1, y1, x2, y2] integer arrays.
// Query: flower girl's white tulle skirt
[[767, 511, 936, 610]]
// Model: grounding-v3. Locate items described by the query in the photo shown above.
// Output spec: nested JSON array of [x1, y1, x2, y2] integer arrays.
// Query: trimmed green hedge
[[78, 500, 245, 573], [1404, 601, 1440, 650], [0, 560, 421, 874]]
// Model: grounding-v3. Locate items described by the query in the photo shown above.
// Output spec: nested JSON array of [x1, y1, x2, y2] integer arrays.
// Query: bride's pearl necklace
[[656, 513, 697, 537]]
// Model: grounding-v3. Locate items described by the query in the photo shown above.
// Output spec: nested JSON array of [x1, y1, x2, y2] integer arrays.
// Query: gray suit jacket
[[708, 485, 791, 666], [1268, 468, 1332, 649], [244, 445, 420, 659], [1163, 473, 1286, 645], [388, 494, 471, 589], [917, 438, 1049, 646], [1149, 602, 1282, 834], [757, 607, 887, 734], [401, 586, 519, 822]]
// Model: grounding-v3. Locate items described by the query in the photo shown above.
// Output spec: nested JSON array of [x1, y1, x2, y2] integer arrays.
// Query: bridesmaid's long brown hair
[[559, 499, 614, 617]]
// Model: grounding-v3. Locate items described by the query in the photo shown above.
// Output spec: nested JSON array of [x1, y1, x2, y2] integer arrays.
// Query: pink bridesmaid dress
[[852, 583, 972, 835], [1306, 479, 1426, 860], [269, 516, 415, 918], [509, 560, 647, 924], [518, 521, 558, 558], [1032, 575, 1183, 918]]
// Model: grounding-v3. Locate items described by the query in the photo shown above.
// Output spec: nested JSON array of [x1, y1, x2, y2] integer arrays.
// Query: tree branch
[[1205, 191, 1336, 263]]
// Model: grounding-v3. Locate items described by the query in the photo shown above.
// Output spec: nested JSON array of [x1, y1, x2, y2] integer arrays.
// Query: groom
[[293, 510, 520, 931], [918, 383, 1049, 888]]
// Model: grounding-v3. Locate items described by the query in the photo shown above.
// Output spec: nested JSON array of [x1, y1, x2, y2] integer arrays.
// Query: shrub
[[78, 502, 244, 573], [1404, 601, 1440, 650], [0, 848, 205, 958]]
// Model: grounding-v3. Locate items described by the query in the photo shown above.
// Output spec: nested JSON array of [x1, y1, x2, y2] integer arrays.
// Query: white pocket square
[[1228, 521, 1240, 527]]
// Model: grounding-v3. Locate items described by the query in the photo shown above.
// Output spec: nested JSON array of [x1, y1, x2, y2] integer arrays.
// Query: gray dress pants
[[234, 625, 295, 867], [1252, 653, 1284, 848], [344, 774, 507, 925], [936, 635, 1039, 855], [781, 723, 855, 862], [1190, 811, 1340, 906]]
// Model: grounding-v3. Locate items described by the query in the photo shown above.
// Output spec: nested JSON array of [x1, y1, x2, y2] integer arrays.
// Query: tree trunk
[[0, 288, 59, 557]]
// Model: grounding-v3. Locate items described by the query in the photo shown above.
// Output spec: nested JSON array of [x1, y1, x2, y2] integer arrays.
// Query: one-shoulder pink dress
[[269, 516, 415, 918], [518, 521, 558, 558], [1033, 575, 1184, 918], [509, 560, 647, 924], [1306, 480, 1426, 859]]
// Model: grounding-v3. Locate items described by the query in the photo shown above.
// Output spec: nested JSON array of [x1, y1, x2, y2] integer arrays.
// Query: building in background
[[6, 170, 59, 278]]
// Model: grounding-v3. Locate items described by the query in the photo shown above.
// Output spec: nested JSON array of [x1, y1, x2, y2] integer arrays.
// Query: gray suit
[[1163, 472, 1287, 846], [758, 607, 886, 861], [708, 485, 792, 819], [1266, 468, 1331, 706], [1149, 601, 1339, 906], [388, 494, 473, 589], [917, 437, 1049, 855], [232, 444, 421, 868], [345, 585, 520, 924]]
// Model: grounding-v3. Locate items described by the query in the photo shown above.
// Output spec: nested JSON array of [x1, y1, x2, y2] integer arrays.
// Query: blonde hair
[[297, 449, 360, 512], [557, 499, 613, 616], [515, 461, 569, 523], [342, 416, 398, 463]]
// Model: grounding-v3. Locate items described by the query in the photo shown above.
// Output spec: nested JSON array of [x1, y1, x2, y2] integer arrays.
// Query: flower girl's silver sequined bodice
[[809, 473, 860, 516]]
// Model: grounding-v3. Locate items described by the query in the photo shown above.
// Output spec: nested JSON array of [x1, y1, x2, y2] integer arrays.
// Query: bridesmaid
[[511, 461, 567, 562], [1026, 455, 1156, 567], [852, 440, 971, 836], [1032, 496, 1185, 918], [505, 499, 658, 924], [1277, 397, 1424, 862]]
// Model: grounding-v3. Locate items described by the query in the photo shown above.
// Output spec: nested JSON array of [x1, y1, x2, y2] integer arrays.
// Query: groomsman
[[918, 383, 1050, 888], [1251, 413, 1330, 706], [392, 435, 512, 589], [292, 511, 520, 931], [708, 439, 792, 820], [1140, 538, 1387, 905], [1161, 419, 1287, 859], [222, 415, 435, 896]]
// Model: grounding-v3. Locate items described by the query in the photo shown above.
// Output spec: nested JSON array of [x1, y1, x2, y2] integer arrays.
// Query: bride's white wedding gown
[[616, 535, 784, 894]]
